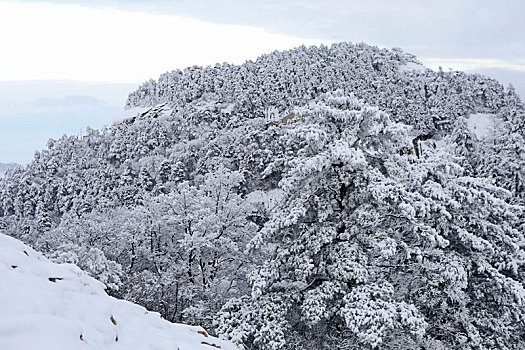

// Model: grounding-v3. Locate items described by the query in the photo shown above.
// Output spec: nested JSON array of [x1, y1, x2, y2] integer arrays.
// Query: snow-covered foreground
[[0, 233, 236, 350]]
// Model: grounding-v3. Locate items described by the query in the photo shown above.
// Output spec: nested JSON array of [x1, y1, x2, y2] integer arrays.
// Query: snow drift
[[0, 233, 236, 350]]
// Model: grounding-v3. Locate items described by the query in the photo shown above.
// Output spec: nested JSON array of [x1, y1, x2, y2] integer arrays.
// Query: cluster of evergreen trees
[[1, 42, 524, 349]]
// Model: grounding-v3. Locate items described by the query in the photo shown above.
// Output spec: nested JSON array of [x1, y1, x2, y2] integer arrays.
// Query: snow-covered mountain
[[0, 233, 236, 350], [1, 42, 524, 349]]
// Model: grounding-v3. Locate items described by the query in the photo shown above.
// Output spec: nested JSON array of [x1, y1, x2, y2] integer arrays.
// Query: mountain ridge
[[125, 42, 517, 134]]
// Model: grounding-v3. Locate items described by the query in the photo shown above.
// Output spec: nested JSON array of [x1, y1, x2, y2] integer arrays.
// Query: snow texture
[[0, 233, 236, 350], [113, 106, 150, 123], [398, 61, 429, 73], [467, 113, 495, 140]]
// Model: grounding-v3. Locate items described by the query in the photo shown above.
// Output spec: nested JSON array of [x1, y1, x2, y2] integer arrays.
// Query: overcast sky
[[0, 0, 523, 164], [2, 0, 523, 80]]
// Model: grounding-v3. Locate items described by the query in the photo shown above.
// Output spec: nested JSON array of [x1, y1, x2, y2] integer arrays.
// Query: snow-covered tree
[[218, 92, 525, 349]]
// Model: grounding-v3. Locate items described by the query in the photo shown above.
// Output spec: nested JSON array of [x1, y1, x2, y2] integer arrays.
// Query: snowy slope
[[0, 233, 236, 350], [466, 113, 495, 140], [398, 61, 429, 73]]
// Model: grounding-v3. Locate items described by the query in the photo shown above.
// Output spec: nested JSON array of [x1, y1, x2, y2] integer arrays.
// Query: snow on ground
[[114, 105, 151, 123], [114, 103, 172, 124], [398, 61, 429, 74], [0, 233, 236, 350], [466, 113, 495, 140], [220, 103, 235, 115]]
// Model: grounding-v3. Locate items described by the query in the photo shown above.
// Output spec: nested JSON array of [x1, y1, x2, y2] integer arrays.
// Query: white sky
[[0, 1, 327, 82], [1, 0, 524, 81], [2, 0, 524, 82]]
